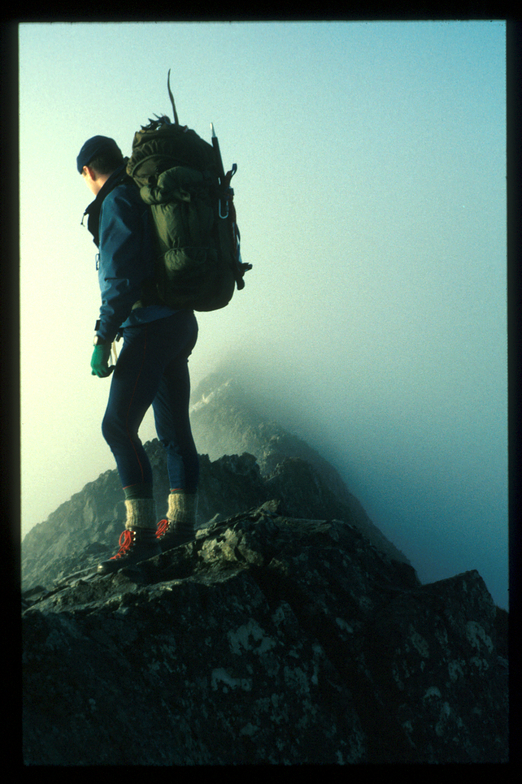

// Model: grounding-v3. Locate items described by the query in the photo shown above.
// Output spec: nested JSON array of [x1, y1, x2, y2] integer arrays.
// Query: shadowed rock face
[[21, 377, 508, 764], [22, 505, 507, 765]]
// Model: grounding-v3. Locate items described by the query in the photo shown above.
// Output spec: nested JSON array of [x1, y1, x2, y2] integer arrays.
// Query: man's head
[[77, 135, 124, 195]]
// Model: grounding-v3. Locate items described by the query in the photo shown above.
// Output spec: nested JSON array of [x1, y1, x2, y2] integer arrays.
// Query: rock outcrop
[[21, 375, 509, 763], [23, 503, 508, 764]]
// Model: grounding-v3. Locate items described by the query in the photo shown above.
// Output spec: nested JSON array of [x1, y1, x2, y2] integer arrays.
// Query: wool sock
[[167, 491, 198, 528], [124, 498, 156, 530]]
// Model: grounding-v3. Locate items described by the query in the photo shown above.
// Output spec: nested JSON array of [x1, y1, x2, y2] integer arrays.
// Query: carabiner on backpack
[[218, 167, 237, 220], [218, 198, 229, 220]]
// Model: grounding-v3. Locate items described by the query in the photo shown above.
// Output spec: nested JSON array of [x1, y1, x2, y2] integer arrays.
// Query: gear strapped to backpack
[[126, 71, 252, 312]]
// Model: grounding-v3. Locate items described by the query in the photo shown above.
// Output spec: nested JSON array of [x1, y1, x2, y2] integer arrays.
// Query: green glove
[[90, 344, 114, 378]]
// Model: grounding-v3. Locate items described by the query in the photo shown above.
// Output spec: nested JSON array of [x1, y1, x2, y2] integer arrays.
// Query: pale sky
[[19, 21, 508, 608]]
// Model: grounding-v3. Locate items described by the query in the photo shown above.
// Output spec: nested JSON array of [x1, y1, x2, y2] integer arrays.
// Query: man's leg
[[152, 313, 199, 549], [98, 312, 197, 571]]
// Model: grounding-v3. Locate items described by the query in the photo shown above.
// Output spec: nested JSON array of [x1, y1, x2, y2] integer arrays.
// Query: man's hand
[[91, 344, 114, 377]]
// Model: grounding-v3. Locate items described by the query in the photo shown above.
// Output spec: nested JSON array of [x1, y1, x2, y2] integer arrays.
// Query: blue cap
[[76, 135, 122, 174]]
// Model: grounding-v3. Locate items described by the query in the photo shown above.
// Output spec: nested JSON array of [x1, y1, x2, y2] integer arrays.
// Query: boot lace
[[110, 529, 135, 560], [156, 519, 170, 539]]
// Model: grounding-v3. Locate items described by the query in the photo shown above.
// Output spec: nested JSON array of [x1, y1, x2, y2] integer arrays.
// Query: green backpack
[[126, 72, 251, 312]]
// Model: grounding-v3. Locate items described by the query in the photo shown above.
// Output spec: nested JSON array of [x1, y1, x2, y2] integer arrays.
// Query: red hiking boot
[[97, 527, 161, 575]]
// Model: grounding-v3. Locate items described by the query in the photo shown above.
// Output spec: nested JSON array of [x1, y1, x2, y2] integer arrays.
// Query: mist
[[19, 21, 508, 610], [189, 344, 507, 612]]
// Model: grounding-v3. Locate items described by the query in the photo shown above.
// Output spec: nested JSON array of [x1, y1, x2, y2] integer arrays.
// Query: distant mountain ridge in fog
[[190, 372, 350, 482], [189, 372, 411, 564]]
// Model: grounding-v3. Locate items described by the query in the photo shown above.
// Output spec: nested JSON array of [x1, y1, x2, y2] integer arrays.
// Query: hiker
[[77, 135, 199, 574]]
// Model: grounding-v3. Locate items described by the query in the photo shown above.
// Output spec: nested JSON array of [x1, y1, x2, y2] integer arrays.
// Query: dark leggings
[[101, 310, 199, 492]]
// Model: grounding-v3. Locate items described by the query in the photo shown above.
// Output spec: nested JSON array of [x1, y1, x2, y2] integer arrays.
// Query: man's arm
[[95, 187, 154, 343]]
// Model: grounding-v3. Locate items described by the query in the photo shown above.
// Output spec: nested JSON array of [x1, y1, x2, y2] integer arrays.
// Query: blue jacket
[[84, 164, 175, 343]]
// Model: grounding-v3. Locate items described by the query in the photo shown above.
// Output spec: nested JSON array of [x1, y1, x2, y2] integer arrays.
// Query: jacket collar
[[81, 161, 129, 246]]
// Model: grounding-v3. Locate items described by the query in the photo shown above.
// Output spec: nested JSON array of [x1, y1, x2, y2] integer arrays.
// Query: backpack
[[126, 72, 251, 312]]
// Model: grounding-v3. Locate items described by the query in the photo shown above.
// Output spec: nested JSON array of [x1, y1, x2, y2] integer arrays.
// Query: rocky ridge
[[21, 374, 410, 593], [22, 376, 509, 764]]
